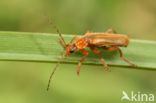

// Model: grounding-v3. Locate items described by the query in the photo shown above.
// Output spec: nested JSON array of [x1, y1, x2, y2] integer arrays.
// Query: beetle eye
[[69, 50, 74, 53]]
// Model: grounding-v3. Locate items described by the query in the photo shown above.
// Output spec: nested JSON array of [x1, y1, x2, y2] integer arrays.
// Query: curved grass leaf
[[0, 31, 156, 70]]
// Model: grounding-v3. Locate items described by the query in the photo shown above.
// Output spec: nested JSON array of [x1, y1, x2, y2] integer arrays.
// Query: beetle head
[[65, 44, 77, 55], [59, 39, 77, 56]]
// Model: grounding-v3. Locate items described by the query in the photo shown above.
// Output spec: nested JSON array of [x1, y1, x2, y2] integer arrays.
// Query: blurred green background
[[0, 0, 156, 103]]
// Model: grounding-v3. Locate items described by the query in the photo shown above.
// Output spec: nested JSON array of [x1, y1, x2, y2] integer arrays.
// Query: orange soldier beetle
[[41, 15, 137, 91]]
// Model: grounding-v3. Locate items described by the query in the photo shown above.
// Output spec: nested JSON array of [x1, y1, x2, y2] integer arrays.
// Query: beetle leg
[[77, 49, 88, 75], [105, 29, 117, 34], [70, 36, 79, 44], [86, 30, 92, 33], [90, 48, 111, 72], [85, 31, 93, 36], [102, 46, 117, 50], [103, 46, 137, 67], [116, 47, 137, 67]]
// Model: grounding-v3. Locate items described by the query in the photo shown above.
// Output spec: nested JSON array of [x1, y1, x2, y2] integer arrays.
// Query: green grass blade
[[0, 31, 156, 70]]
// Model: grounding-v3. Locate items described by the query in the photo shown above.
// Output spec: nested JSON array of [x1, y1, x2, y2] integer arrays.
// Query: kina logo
[[121, 91, 154, 102]]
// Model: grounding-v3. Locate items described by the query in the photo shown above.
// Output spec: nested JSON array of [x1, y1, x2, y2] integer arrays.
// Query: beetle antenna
[[40, 14, 67, 47], [47, 52, 66, 91]]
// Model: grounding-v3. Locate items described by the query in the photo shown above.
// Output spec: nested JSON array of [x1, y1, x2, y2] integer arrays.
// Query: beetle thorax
[[75, 38, 88, 49]]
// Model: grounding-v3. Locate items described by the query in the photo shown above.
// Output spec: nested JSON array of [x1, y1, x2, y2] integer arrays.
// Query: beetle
[[41, 15, 137, 91]]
